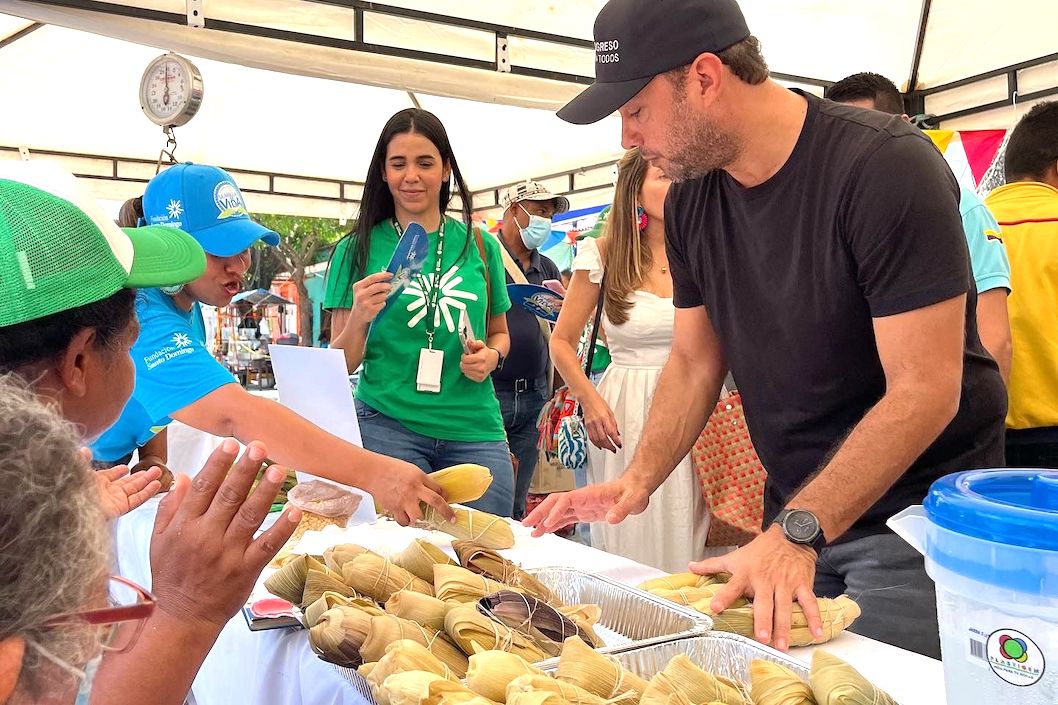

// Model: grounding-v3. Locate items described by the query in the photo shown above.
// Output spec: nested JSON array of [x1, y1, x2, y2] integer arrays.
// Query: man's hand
[[460, 339, 498, 382], [89, 446, 163, 519], [689, 525, 824, 651], [522, 476, 650, 537], [364, 457, 455, 526], [150, 439, 301, 629]]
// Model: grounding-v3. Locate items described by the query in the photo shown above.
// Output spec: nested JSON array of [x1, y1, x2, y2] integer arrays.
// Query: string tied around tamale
[[467, 511, 505, 542]]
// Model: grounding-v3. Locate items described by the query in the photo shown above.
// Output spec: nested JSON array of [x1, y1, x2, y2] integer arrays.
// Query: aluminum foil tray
[[526, 567, 712, 655], [539, 632, 810, 687]]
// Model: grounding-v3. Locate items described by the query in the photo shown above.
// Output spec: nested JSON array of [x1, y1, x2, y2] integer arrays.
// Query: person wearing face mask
[[492, 181, 569, 519], [91, 163, 452, 526]]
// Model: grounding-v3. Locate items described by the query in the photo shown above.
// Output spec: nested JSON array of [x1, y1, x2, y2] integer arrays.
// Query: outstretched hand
[[88, 447, 163, 519], [521, 477, 650, 537]]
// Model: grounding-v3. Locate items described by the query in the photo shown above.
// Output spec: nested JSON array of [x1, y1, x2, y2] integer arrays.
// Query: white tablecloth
[[115, 422, 945, 705]]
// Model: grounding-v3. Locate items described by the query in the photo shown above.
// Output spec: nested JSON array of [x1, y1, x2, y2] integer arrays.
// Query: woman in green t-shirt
[[326, 109, 515, 517]]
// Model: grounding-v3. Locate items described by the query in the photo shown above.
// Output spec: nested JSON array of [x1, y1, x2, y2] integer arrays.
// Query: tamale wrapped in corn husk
[[556, 605, 601, 627], [453, 540, 559, 605], [809, 651, 898, 705], [477, 592, 600, 656], [434, 564, 522, 603], [466, 650, 545, 702], [386, 591, 453, 631], [653, 585, 747, 610], [393, 539, 459, 582], [363, 640, 460, 703], [324, 543, 380, 573], [444, 606, 549, 663], [264, 554, 328, 605], [422, 506, 515, 550], [506, 674, 619, 705], [378, 671, 449, 705], [308, 605, 374, 667], [555, 636, 648, 701], [430, 464, 494, 504], [302, 567, 358, 608], [750, 659, 817, 705], [303, 591, 379, 628], [361, 614, 470, 676], [659, 655, 747, 705], [638, 573, 703, 592], [507, 693, 573, 705], [639, 674, 695, 705], [344, 553, 435, 602], [421, 680, 491, 705], [710, 595, 861, 646]]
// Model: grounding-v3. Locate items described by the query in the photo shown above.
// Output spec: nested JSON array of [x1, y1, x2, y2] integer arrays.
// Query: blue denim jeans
[[355, 400, 515, 517], [814, 531, 940, 659], [496, 379, 548, 520]]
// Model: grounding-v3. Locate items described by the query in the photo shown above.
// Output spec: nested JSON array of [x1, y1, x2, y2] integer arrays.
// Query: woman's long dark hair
[[333, 109, 474, 295]]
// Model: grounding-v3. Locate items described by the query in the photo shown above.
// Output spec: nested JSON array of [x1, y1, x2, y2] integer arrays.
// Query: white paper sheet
[[268, 345, 375, 525]]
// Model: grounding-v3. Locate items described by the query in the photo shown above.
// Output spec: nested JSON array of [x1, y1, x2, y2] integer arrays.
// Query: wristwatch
[[488, 346, 505, 372], [773, 508, 827, 553]]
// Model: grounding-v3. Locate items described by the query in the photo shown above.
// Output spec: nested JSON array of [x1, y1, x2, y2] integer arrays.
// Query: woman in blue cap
[[92, 163, 452, 526]]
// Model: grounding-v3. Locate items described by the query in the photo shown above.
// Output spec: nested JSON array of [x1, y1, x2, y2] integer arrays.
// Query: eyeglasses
[[42, 576, 156, 653]]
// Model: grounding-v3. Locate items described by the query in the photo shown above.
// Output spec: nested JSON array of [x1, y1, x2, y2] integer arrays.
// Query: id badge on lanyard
[[399, 218, 446, 393]]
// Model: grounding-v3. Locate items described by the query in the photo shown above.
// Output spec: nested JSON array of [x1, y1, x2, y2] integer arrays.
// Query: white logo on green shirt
[[403, 265, 478, 332]]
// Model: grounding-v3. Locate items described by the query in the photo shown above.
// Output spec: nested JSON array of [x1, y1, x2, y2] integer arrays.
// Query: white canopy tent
[[1, 0, 1057, 218]]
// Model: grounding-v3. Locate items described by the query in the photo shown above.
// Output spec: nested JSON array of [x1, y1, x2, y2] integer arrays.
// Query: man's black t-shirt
[[493, 245, 560, 383], [665, 92, 1007, 539]]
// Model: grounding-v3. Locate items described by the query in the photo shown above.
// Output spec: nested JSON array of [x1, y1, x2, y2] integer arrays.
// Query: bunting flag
[[924, 129, 1007, 190]]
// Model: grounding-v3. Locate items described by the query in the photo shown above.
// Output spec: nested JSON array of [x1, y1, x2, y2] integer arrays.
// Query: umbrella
[[230, 288, 294, 307]]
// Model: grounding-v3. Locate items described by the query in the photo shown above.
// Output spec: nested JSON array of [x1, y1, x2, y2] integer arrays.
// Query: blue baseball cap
[[142, 163, 279, 257]]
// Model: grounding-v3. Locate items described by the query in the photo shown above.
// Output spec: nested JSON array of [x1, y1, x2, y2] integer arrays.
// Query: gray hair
[[0, 375, 110, 694]]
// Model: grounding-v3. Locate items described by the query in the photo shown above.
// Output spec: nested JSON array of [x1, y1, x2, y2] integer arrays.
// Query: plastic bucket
[[889, 470, 1058, 704]]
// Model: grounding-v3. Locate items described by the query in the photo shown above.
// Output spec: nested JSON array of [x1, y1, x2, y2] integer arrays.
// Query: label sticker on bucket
[[984, 629, 1046, 686]]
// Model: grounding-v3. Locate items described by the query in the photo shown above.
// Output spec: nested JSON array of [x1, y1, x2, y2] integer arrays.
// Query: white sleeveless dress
[[573, 239, 710, 573]]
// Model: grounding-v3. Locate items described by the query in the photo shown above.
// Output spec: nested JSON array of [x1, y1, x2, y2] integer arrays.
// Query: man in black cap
[[525, 0, 1006, 659]]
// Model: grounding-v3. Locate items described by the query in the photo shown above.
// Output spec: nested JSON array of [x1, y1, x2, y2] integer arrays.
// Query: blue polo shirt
[[92, 288, 236, 462], [961, 185, 1011, 294]]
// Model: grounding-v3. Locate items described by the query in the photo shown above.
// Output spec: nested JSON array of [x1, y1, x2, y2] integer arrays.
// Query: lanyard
[[394, 217, 445, 348]]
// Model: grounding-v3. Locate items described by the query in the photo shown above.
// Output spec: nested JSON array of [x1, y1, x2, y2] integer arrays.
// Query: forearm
[[790, 385, 959, 540], [486, 331, 510, 358], [626, 349, 724, 493], [231, 396, 380, 490], [331, 310, 369, 373], [92, 612, 219, 705], [549, 336, 600, 405], [140, 427, 168, 464]]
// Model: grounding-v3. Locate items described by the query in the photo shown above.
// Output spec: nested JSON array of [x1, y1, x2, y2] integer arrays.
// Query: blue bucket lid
[[925, 469, 1058, 551]]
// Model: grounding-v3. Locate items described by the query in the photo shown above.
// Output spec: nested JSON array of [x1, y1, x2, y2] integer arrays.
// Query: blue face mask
[[73, 653, 102, 705], [517, 204, 552, 250]]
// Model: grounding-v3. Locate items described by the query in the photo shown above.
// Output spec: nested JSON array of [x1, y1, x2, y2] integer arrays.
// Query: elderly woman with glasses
[[0, 163, 301, 705]]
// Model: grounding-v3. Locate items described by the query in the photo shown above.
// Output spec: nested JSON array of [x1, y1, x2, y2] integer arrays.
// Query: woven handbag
[[692, 391, 767, 547]]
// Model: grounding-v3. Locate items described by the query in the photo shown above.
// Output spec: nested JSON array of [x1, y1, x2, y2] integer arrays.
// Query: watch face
[[784, 509, 820, 542]]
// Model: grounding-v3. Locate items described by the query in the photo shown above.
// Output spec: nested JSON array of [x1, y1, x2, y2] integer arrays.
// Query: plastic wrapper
[[287, 480, 363, 519]]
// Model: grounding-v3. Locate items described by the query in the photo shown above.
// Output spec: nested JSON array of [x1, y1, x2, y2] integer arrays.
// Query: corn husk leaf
[[324, 543, 381, 573], [640, 673, 695, 705], [308, 605, 374, 667], [466, 650, 545, 702], [386, 591, 453, 631], [638, 573, 703, 592], [393, 539, 459, 582], [749, 659, 817, 705], [809, 651, 898, 705], [710, 596, 861, 647], [361, 614, 469, 677], [303, 591, 377, 628], [556, 605, 602, 627], [378, 671, 449, 705], [422, 506, 515, 550], [302, 567, 357, 609], [422, 680, 492, 705], [431, 464, 494, 505], [507, 693, 573, 705], [660, 654, 747, 705], [453, 540, 559, 606], [264, 554, 328, 605], [344, 553, 435, 602], [363, 639, 460, 702], [478, 592, 600, 656], [435, 564, 523, 603], [444, 606, 548, 663], [555, 636, 648, 701], [506, 674, 620, 705]]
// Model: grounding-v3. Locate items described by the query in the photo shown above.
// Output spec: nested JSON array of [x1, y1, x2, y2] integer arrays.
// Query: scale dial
[[139, 53, 204, 127]]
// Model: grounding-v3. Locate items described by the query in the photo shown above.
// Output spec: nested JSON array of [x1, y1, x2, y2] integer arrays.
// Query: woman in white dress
[[549, 148, 709, 572]]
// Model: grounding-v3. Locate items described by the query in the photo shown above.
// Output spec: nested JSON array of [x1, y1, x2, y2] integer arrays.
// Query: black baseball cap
[[558, 0, 751, 125]]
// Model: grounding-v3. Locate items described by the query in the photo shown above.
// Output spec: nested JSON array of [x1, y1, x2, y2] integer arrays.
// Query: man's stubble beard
[[662, 94, 742, 183]]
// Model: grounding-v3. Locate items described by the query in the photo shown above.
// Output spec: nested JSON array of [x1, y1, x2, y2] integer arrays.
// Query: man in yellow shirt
[[985, 101, 1058, 466]]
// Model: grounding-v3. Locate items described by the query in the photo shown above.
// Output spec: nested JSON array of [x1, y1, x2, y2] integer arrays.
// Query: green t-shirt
[[324, 217, 512, 442]]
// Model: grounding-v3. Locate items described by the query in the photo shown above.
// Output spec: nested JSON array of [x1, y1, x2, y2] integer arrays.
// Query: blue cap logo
[[213, 181, 248, 220]]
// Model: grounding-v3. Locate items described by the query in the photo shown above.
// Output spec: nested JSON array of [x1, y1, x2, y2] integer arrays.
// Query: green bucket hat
[[0, 161, 206, 327]]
